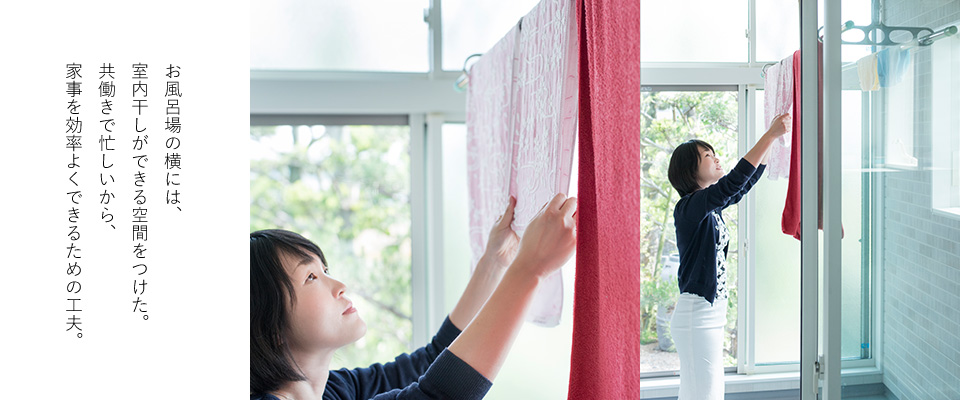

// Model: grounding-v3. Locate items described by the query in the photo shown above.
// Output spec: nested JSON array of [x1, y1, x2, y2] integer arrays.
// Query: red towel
[[782, 44, 843, 240], [567, 0, 643, 398]]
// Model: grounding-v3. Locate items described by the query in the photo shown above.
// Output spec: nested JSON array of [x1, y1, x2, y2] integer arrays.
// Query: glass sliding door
[[840, 0, 960, 399], [821, 0, 960, 398]]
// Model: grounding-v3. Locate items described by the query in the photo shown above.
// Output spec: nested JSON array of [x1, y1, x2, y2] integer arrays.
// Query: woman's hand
[[483, 196, 520, 268], [448, 192, 578, 381], [767, 113, 792, 138], [449, 197, 520, 329], [745, 113, 792, 167], [514, 193, 578, 280]]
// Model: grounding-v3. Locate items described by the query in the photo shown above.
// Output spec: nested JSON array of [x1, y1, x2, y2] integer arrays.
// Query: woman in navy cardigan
[[250, 194, 577, 400], [667, 113, 790, 400]]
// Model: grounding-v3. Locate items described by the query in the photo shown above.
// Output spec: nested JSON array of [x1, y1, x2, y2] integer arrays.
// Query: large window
[[250, 124, 414, 369], [639, 89, 741, 374]]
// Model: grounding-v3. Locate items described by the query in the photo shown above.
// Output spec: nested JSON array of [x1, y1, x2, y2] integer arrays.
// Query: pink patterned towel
[[763, 54, 794, 180], [466, 0, 578, 327]]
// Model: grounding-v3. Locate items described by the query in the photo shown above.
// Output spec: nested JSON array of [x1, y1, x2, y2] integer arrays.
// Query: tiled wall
[[878, 1, 960, 398]]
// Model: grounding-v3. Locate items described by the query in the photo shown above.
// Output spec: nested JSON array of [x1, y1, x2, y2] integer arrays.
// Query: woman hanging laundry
[[667, 113, 791, 400]]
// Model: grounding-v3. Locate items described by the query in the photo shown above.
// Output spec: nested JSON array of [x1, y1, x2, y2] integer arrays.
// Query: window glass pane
[[931, 33, 960, 213], [251, 0, 429, 72], [639, 90, 740, 373], [640, 0, 748, 63], [752, 180, 802, 364], [883, 50, 917, 167], [442, 0, 540, 71], [839, 91, 865, 360], [756, 0, 800, 62], [442, 123, 577, 398], [752, 90, 867, 366], [250, 124, 414, 369], [441, 124, 471, 313], [752, 90, 802, 365]]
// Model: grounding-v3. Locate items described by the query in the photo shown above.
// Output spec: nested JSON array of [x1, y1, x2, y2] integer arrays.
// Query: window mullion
[[739, 84, 755, 374], [427, 0, 443, 78]]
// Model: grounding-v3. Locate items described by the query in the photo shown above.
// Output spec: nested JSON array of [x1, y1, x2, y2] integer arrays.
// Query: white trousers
[[670, 293, 728, 400]]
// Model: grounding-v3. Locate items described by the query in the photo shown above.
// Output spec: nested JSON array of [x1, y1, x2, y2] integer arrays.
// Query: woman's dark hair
[[668, 139, 715, 197], [250, 229, 328, 395]]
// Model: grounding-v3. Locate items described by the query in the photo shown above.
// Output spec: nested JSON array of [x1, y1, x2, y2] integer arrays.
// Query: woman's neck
[[273, 349, 336, 400]]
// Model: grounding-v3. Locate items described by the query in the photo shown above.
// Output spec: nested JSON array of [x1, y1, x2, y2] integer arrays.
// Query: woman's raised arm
[[447, 193, 577, 380], [448, 197, 519, 330]]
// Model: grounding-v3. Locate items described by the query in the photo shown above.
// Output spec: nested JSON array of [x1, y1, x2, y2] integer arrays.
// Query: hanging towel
[[466, 0, 579, 327], [467, 24, 519, 277], [877, 47, 911, 88], [782, 44, 843, 241], [567, 0, 644, 398], [763, 55, 794, 180], [782, 47, 819, 240], [509, 0, 580, 326], [881, 46, 917, 166], [856, 53, 880, 91]]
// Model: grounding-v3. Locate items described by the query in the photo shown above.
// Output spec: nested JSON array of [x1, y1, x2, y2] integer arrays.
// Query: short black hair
[[250, 229, 328, 396], [668, 139, 715, 197]]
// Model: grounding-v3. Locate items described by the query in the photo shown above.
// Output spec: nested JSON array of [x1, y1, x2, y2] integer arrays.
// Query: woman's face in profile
[[279, 251, 367, 353], [697, 146, 724, 187]]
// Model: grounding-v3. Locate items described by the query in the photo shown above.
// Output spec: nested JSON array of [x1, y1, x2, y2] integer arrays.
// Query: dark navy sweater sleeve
[[368, 350, 492, 400], [722, 163, 765, 210], [253, 347, 491, 400], [674, 158, 759, 225], [322, 317, 468, 400], [323, 318, 492, 400], [251, 317, 491, 400]]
